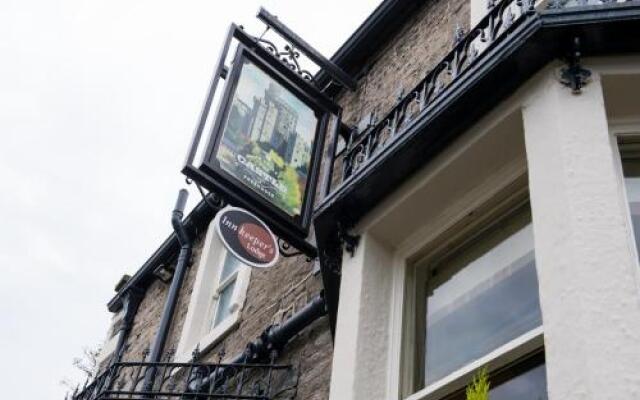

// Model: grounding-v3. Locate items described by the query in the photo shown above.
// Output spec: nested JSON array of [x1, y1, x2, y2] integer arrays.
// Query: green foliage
[[280, 165, 302, 213], [466, 367, 490, 400], [268, 149, 285, 168]]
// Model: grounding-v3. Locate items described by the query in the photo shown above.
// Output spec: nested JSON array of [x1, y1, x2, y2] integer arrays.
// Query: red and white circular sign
[[214, 206, 279, 268]]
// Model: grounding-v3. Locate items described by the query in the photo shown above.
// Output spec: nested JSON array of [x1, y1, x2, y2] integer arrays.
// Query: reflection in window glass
[[211, 252, 244, 329], [213, 280, 236, 327], [448, 354, 548, 400], [424, 210, 542, 385], [490, 362, 548, 400], [220, 253, 242, 281]]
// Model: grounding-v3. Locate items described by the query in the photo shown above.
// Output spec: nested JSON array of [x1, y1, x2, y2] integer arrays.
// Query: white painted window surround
[[614, 135, 640, 261], [174, 220, 251, 363], [328, 60, 640, 400]]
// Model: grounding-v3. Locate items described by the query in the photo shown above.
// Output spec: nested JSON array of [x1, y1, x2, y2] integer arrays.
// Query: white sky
[[0, 1, 378, 397]]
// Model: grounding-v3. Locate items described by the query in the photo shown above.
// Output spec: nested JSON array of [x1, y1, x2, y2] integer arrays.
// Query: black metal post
[[111, 287, 144, 365], [183, 24, 235, 168], [319, 111, 342, 199], [143, 189, 192, 392]]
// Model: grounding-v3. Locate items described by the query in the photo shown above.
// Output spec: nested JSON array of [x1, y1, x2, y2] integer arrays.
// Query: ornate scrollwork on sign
[[255, 36, 315, 83]]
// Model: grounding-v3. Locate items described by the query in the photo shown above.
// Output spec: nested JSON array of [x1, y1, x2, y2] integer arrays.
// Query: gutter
[[143, 189, 194, 391]]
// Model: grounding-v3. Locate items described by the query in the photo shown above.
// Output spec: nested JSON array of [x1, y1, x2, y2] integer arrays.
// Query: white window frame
[[328, 103, 540, 400], [403, 200, 545, 400], [210, 252, 243, 330], [175, 220, 251, 363], [610, 123, 640, 269]]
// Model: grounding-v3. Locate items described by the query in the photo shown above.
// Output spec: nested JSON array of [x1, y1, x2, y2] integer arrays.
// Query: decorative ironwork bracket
[[338, 223, 360, 257], [256, 7, 357, 91], [560, 37, 591, 94], [278, 237, 314, 262]]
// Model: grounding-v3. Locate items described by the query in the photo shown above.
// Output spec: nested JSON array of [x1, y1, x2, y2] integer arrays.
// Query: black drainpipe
[[143, 189, 192, 391], [110, 287, 144, 365], [191, 292, 327, 392]]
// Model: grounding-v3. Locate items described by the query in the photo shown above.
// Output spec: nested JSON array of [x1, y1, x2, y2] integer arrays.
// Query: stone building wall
[[337, 0, 470, 127], [119, 235, 206, 362], [100, 0, 472, 398], [116, 225, 332, 397]]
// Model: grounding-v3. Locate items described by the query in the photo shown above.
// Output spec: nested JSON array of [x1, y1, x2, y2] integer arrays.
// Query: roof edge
[[107, 197, 218, 312]]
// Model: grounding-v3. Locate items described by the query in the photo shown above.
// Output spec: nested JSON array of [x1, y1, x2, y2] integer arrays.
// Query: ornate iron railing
[[340, 0, 535, 182], [337, 0, 638, 185], [68, 360, 296, 400]]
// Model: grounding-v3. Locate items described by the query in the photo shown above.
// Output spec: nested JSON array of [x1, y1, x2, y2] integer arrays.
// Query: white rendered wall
[[470, 0, 487, 27], [329, 233, 395, 399], [522, 67, 640, 399], [328, 60, 640, 400]]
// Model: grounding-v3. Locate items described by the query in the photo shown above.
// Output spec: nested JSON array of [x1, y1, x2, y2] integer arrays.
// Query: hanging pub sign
[[181, 12, 356, 256], [202, 45, 325, 231], [215, 206, 279, 268]]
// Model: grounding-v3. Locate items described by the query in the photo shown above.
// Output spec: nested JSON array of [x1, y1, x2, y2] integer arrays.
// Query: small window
[[409, 205, 545, 398], [211, 253, 243, 329], [175, 222, 251, 362]]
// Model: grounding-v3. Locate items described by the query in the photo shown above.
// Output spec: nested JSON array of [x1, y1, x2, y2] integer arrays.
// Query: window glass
[[490, 362, 547, 400], [621, 155, 640, 255], [213, 280, 237, 327], [448, 354, 548, 400], [220, 253, 242, 281], [424, 209, 542, 385], [210, 252, 244, 329]]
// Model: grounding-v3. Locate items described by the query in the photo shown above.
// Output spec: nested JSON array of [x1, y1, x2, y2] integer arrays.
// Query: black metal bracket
[[278, 237, 315, 262], [256, 7, 357, 91], [338, 223, 360, 257], [189, 181, 320, 261], [560, 37, 591, 94]]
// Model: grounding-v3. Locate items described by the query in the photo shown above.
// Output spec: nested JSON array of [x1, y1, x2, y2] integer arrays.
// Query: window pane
[[621, 157, 640, 256], [220, 253, 242, 282], [490, 362, 548, 400], [424, 211, 542, 385], [213, 280, 236, 327], [447, 354, 548, 400]]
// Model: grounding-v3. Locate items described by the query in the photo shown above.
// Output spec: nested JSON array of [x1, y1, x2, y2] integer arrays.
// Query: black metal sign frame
[[182, 20, 350, 257], [201, 44, 330, 235]]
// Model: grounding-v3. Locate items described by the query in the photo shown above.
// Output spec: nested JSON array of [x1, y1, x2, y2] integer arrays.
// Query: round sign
[[213, 206, 279, 268]]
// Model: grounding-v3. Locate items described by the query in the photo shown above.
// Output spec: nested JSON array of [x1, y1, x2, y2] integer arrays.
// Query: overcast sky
[[0, 1, 378, 397]]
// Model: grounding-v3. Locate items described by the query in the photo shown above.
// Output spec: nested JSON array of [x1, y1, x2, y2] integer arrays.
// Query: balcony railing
[[331, 0, 639, 193], [68, 359, 296, 400]]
